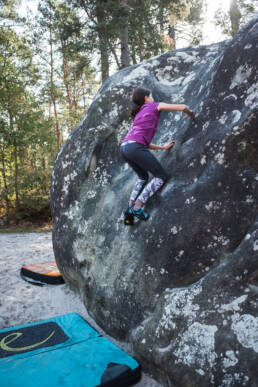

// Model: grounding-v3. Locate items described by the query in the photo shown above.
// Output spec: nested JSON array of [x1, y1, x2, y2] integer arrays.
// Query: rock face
[[51, 17, 258, 387]]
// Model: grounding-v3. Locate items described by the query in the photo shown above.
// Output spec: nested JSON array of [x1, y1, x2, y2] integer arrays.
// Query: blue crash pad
[[0, 313, 141, 387]]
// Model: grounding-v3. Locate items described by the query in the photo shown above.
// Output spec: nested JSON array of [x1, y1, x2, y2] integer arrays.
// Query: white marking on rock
[[219, 113, 227, 124], [173, 323, 218, 368], [185, 196, 196, 204], [62, 171, 78, 196], [146, 266, 155, 275], [214, 152, 225, 165], [200, 155, 207, 165], [224, 94, 237, 101], [87, 190, 96, 199], [182, 72, 195, 85], [231, 314, 258, 352], [171, 226, 178, 235], [231, 110, 241, 124], [222, 350, 238, 368], [245, 82, 258, 107], [219, 295, 248, 313], [64, 200, 80, 221], [157, 282, 202, 336], [157, 342, 174, 353], [202, 122, 209, 132], [205, 201, 221, 211], [246, 195, 254, 204], [230, 65, 252, 90], [221, 373, 249, 387], [61, 161, 71, 169], [122, 66, 150, 83]]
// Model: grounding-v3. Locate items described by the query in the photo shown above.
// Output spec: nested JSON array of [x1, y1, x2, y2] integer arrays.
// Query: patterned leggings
[[120, 142, 168, 205], [129, 177, 164, 204]]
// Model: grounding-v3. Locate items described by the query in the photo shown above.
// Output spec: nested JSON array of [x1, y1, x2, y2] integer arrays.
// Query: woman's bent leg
[[131, 146, 168, 208], [121, 142, 168, 211], [129, 178, 147, 206], [136, 177, 164, 205], [121, 144, 148, 206]]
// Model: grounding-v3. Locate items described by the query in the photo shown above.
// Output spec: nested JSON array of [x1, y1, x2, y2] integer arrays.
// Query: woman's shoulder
[[136, 102, 160, 117], [151, 101, 161, 114], [143, 101, 160, 111]]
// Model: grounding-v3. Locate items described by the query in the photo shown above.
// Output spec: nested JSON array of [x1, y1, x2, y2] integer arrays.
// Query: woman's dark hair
[[130, 87, 151, 118]]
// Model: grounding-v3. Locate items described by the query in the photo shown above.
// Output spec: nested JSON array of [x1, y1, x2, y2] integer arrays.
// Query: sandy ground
[[0, 232, 162, 387]]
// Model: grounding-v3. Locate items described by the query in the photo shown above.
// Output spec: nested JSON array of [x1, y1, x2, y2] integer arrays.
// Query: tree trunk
[[13, 136, 19, 211], [119, 0, 130, 68], [138, 30, 144, 61], [49, 26, 61, 151], [229, 0, 241, 36], [159, 4, 165, 34], [168, 25, 176, 49], [41, 156, 48, 195], [130, 37, 137, 64], [62, 57, 73, 114], [81, 78, 87, 110], [96, 0, 110, 83], [8, 110, 20, 212], [0, 145, 10, 217], [48, 98, 51, 119], [108, 41, 121, 69]]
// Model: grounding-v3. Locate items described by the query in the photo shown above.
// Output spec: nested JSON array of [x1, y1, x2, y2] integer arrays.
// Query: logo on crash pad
[[0, 322, 68, 358]]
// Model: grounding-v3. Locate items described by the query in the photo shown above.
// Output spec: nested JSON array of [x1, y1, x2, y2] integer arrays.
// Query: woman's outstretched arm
[[158, 103, 194, 117]]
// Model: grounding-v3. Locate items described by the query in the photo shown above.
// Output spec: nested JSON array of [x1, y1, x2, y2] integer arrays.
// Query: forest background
[[0, 0, 257, 230]]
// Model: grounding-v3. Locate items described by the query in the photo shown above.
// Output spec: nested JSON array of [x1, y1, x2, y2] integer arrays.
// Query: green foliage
[[214, 0, 257, 37], [0, 0, 17, 22], [36, 0, 98, 135], [186, 0, 203, 24], [0, 23, 56, 220], [70, 0, 193, 68], [0, 0, 100, 221]]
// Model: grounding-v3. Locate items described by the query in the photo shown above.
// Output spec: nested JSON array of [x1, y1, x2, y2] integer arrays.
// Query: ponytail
[[130, 87, 151, 118]]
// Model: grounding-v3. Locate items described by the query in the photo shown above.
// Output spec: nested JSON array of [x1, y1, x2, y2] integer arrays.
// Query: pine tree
[[215, 0, 257, 37], [0, 25, 55, 220]]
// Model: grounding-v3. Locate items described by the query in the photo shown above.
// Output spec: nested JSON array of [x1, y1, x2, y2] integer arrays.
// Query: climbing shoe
[[124, 206, 134, 226], [133, 208, 149, 221]]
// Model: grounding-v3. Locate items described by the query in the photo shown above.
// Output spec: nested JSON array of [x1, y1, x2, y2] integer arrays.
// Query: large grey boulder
[[51, 17, 258, 387]]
